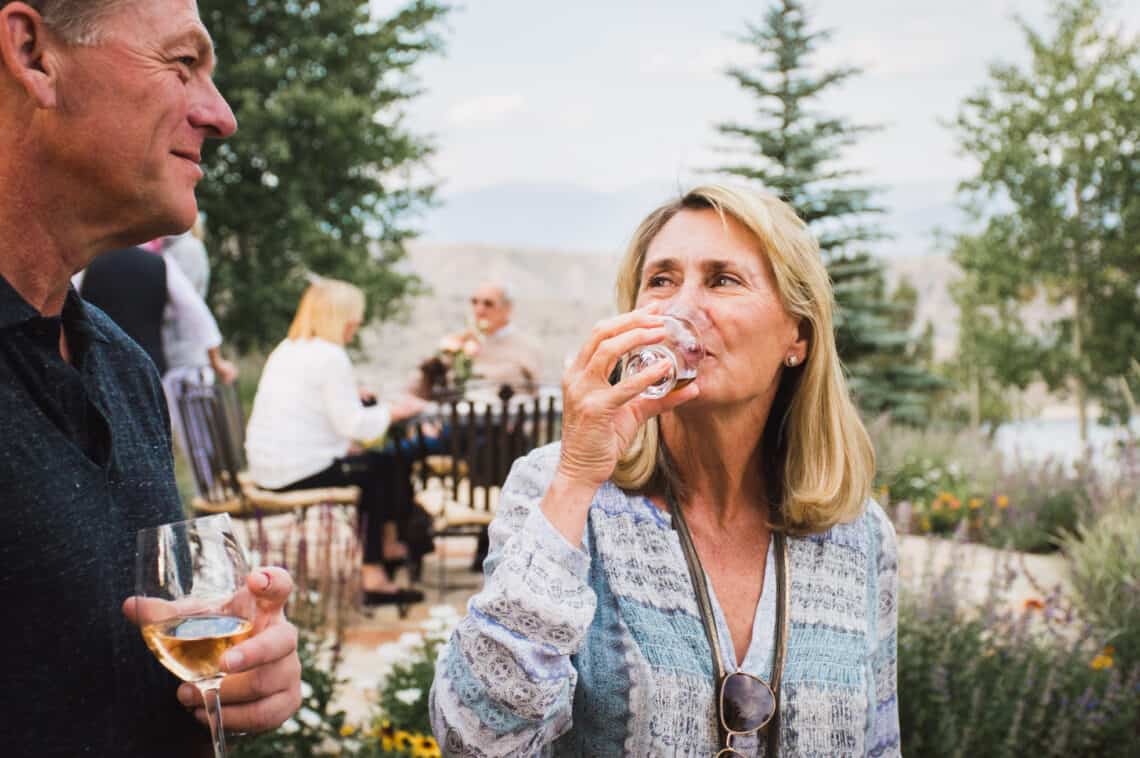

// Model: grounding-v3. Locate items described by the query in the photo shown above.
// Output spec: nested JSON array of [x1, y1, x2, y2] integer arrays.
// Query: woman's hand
[[387, 393, 427, 423], [557, 310, 700, 490]]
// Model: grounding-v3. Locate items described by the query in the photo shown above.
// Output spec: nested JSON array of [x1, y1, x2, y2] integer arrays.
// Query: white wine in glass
[[135, 514, 254, 758]]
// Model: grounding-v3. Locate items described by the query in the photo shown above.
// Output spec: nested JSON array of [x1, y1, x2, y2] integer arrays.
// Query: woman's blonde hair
[[286, 277, 366, 345], [612, 184, 875, 534]]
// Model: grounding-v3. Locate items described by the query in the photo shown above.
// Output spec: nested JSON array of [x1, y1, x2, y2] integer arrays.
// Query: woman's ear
[[790, 318, 811, 365], [0, 3, 60, 109]]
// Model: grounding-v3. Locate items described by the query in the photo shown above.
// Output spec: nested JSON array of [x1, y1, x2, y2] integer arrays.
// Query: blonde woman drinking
[[430, 185, 899, 756]]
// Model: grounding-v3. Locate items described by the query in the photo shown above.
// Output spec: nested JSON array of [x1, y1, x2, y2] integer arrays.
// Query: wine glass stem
[[195, 678, 227, 758]]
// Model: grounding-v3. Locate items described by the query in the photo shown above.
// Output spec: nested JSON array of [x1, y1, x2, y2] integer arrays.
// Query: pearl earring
[[786, 355, 799, 367]]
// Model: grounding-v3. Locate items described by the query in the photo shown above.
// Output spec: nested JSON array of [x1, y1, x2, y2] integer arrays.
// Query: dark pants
[[275, 450, 413, 564]]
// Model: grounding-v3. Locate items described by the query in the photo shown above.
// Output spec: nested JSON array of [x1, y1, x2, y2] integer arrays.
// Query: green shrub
[[1060, 506, 1140, 664], [982, 458, 1090, 553], [898, 558, 1140, 757]]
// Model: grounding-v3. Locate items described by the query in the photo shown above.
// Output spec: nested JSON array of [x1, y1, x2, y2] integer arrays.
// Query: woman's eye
[[647, 275, 672, 287], [712, 274, 738, 287]]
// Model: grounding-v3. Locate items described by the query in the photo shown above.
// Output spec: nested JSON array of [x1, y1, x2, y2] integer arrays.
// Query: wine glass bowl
[[135, 513, 253, 758], [622, 312, 705, 399]]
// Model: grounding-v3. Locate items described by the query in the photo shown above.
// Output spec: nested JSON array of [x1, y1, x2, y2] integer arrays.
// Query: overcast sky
[[368, 0, 1139, 252]]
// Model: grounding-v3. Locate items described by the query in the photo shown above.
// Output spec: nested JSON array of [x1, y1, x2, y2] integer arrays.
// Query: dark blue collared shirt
[[0, 274, 205, 756]]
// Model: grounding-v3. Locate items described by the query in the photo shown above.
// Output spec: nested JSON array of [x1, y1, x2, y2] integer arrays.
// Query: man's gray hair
[[1, 0, 130, 45]]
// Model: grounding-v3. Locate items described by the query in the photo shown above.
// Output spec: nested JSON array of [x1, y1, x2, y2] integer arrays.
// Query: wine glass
[[135, 514, 254, 758], [622, 307, 706, 399]]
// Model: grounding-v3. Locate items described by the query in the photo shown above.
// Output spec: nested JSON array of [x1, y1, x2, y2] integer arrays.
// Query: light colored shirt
[[244, 338, 391, 488], [430, 443, 901, 757], [472, 325, 541, 389], [161, 233, 213, 371], [71, 256, 222, 365]]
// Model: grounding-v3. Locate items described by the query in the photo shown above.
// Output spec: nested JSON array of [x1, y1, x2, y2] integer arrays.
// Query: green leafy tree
[[950, 0, 1140, 440], [196, 0, 450, 351], [714, 0, 942, 423], [943, 226, 1043, 431]]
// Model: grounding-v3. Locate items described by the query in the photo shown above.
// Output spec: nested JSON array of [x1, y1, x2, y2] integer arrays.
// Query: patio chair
[[173, 379, 420, 618], [403, 385, 562, 595]]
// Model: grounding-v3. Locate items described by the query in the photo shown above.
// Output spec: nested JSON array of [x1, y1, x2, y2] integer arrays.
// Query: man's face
[[470, 285, 510, 335], [42, 0, 236, 241]]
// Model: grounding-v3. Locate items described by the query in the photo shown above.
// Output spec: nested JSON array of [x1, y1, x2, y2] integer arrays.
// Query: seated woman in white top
[[245, 277, 425, 603]]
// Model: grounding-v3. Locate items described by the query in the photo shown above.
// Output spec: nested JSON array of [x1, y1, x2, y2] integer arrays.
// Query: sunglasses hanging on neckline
[[666, 486, 789, 758]]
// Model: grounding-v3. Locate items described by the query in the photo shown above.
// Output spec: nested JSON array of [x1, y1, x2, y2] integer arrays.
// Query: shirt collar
[[0, 272, 41, 330], [0, 272, 110, 343], [486, 323, 514, 340]]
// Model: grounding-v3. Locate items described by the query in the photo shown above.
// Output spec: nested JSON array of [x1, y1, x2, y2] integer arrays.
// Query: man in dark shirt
[[0, 1, 301, 756]]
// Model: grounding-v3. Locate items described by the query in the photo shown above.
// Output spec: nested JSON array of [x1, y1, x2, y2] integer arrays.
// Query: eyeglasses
[[470, 297, 498, 308], [714, 671, 777, 756]]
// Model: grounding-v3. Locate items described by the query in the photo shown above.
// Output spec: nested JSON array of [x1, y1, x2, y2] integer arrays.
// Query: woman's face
[[634, 208, 806, 409], [343, 318, 361, 345]]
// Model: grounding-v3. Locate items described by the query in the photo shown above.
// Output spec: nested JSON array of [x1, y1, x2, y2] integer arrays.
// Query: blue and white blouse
[[430, 443, 901, 757]]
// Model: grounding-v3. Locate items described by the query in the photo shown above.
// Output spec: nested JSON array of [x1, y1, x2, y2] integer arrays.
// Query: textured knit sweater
[[430, 443, 901, 757]]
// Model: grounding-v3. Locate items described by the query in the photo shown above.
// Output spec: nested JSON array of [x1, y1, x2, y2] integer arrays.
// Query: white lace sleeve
[[430, 444, 597, 757]]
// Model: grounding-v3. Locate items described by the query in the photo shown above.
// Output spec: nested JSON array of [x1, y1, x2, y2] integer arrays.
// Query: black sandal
[[363, 588, 424, 618]]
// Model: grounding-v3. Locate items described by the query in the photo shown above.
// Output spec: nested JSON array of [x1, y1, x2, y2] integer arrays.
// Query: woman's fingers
[[604, 352, 675, 405], [583, 325, 668, 381], [571, 311, 666, 373]]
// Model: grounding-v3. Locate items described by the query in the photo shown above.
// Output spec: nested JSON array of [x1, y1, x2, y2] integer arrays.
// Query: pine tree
[[196, 0, 450, 350], [714, 0, 942, 424]]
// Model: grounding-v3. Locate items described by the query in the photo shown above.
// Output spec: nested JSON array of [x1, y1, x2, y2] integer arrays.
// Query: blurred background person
[[415, 281, 541, 399], [245, 277, 426, 604], [75, 245, 237, 384]]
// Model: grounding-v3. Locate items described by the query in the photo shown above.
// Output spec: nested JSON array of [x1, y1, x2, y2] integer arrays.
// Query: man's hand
[[207, 347, 239, 384], [123, 567, 302, 734]]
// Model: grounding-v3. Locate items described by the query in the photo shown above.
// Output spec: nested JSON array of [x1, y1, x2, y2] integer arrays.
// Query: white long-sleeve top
[[244, 337, 391, 488]]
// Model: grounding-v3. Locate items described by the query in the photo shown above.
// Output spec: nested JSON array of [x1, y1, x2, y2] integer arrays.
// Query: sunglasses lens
[[722, 673, 775, 733]]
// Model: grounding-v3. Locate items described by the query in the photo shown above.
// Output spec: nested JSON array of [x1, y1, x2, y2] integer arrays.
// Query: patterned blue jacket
[[431, 443, 901, 757]]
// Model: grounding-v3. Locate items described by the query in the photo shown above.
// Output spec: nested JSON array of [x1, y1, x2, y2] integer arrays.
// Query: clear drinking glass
[[622, 309, 706, 399], [135, 514, 254, 758]]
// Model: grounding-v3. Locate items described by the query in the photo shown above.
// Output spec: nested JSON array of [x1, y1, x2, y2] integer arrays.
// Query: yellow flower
[[395, 730, 415, 750], [969, 497, 983, 510], [340, 724, 357, 737], [412, 735, 443, 758], [1090, 653, 1114, 671], [996, 495, 1009, 509], [381, 736, 394, 751]]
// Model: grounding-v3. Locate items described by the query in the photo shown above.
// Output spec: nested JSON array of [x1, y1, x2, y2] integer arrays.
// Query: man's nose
[[191, 77, 238, 139]]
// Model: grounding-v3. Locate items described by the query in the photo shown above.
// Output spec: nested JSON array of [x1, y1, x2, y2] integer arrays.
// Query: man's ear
[[0, 3, 59, 109]]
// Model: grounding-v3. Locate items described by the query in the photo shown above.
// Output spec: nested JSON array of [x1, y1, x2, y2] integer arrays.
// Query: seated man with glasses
[[415, 282, 542, 401]]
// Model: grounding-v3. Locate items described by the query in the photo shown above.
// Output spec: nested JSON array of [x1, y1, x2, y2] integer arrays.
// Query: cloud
[[638, 41, 754, 76], [447, 94, 526, 127]]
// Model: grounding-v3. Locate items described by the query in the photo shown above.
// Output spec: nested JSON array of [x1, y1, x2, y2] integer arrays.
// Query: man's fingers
[[189, 688, 302, 733], [247, 567, 293, 616], [221, 619, 298, 676]]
